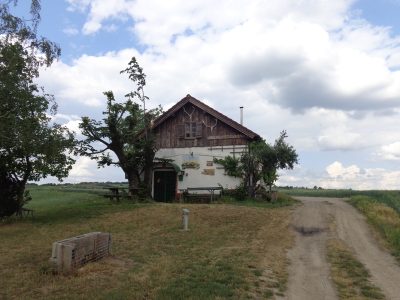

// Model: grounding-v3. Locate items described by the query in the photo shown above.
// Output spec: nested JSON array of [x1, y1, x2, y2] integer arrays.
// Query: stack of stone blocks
[[50, 232, 112, 272]]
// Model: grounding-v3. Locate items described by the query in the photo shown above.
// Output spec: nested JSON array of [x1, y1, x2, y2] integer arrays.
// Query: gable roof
[[152, 94, 260, 140]]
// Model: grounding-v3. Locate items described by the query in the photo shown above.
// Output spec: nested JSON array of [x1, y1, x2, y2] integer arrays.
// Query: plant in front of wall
[[182, 161, 200, 169], [213, 156, 241, 177], [213, 131, 298, 198]]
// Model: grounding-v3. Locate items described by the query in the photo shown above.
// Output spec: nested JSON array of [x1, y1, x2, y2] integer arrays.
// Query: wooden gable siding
[[154, 103, 250, 148]]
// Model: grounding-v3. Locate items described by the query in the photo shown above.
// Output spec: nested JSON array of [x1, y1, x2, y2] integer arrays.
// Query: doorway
[[153, 170, 177, 202]]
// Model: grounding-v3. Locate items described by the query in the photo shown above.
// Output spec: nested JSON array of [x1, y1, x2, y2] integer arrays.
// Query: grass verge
[[349, 195, 400, 261], [327, 239, 385, 300], [0, 186, 294, 299]]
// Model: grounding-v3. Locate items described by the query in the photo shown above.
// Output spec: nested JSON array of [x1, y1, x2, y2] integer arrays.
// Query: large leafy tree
[[259, 131, 298, 192], [79, 57, 162, 195], [0, 1, 76, 217]]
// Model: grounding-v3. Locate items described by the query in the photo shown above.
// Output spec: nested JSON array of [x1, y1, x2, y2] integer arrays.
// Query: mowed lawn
[[0, 186, 295, 299]]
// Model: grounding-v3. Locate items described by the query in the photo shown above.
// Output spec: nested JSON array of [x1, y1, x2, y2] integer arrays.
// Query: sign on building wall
[[182, 154, 200, 169], [202, 169, 215, 175]]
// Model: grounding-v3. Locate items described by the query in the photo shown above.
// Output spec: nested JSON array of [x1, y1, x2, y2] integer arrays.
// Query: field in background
[[0, 185, 296, 299]]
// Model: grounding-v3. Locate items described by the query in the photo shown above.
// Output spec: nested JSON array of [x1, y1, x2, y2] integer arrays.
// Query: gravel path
[[283, 197, 400, 300], [284, 197, 337, 300]]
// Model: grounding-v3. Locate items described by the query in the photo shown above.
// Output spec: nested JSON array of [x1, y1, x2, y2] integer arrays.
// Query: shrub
[[222, 184, 247, 201]]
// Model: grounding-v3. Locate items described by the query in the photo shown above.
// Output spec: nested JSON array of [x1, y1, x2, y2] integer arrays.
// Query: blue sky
[[38, 1, 142, 61], [11, 0, 400, 189], [353, 0, 400, 33]]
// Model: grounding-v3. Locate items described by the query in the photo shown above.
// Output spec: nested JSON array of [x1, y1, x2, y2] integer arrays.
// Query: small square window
[[184, 122, 201, 138]]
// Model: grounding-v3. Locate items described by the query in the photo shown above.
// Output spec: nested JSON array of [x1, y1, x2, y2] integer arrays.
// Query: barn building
[[151, 95, 261, 201]]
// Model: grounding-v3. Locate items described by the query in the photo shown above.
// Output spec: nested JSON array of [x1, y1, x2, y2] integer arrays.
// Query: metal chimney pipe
[[240, 106, 243, 125]]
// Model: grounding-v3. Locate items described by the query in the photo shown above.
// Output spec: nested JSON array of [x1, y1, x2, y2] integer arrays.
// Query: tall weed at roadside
[[350, 195, 400, 260]]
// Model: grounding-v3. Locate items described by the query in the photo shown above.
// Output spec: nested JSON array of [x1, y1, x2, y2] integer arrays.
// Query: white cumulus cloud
[[379, 142, 400, 160], [322, 161, 400, 189], [326, 161, 360, 179], [69, 157, 95, 179]]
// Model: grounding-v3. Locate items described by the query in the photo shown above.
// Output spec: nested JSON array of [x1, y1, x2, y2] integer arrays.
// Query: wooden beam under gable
[[207, 135, 244, 140]]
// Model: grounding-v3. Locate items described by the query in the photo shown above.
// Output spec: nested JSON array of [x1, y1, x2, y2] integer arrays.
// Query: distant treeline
[[27, 181, 128, 187]]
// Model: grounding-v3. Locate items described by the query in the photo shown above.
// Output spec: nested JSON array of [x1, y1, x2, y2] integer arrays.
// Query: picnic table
[[16, 207, 34, 218], [103, 187, 125, 202], [103, 186, 145, 202]]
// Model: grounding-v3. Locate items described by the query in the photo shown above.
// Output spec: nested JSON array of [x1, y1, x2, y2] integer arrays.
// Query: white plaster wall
[[155, 146, 246, 190]]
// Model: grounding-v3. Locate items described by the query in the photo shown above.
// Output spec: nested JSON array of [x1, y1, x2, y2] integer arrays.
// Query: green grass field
[[1, 185, 296, 299]]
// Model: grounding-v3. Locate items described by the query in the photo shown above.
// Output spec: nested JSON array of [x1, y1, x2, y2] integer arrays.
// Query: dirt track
[[283, 197, 400, 300]]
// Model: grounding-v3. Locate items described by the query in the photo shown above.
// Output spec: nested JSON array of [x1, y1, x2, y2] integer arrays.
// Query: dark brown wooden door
[[153, 171, 176, 202]]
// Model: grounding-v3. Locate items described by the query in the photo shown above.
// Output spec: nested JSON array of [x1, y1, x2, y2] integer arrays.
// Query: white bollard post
[[182, 208, 190, 231]]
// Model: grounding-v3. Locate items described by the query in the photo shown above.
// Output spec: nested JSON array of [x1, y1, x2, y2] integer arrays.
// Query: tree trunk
[[16, 182, 26, 208], [126, 170, 140, 195], [247, 173, 255, 198], [0, 172, 21, 217], [143, 166, 152, 197], [142, 137, 155, 197]]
